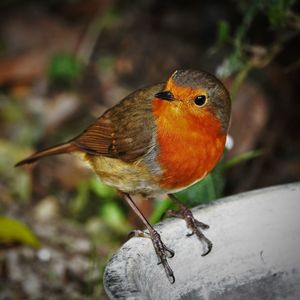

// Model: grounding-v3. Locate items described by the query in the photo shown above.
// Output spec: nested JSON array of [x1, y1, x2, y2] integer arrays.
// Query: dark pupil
[[194, 95, 206, 106]]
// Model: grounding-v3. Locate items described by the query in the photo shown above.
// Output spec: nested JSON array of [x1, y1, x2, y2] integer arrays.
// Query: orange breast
[[152, 100, 226, 191]]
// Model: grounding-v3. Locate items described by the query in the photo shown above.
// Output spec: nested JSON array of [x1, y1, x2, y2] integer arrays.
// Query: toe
[[201, 239, 213, 256], [186, 230, 194, 237], [195, 220, 210, 230]]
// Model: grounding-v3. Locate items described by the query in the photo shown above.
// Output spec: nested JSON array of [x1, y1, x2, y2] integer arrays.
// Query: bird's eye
[[194, 95, 207, 106]]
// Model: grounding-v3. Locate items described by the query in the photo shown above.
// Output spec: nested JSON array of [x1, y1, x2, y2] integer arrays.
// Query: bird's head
[[154, 69, 231, 132]]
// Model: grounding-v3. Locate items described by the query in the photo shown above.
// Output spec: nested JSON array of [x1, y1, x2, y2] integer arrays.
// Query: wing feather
[[71, 84, 164, 163]]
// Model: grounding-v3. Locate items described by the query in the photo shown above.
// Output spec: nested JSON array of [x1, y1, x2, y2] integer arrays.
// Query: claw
[[157, 246, 174, 263], [157, 253, 175, 283], [122, 193, 175, 283], [200, 237, 213, 256], [150, 229, 175, 283], [161, 258, 175, 284], [172, 205, 213, 256], [164, 244, 175, 258], [193, 228, 213, 256], [186, 231, 194, 237], [195, 220, 210, 230], [128, 228, 175, 283]]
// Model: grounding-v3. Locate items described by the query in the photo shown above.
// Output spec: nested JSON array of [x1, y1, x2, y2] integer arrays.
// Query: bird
[[16, 69, 231, 283]]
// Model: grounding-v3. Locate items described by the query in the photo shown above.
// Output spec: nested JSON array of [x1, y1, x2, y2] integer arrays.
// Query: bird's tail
[[15, 142, 77, 167]]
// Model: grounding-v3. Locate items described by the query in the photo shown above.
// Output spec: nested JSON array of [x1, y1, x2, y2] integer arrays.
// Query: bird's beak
[[155, 91, 174, 101]]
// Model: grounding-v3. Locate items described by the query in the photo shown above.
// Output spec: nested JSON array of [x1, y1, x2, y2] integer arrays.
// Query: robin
[[16, 69, 231, 283]]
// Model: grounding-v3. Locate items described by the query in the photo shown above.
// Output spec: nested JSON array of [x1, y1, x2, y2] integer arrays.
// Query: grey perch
[[104, 183, 300, 300]]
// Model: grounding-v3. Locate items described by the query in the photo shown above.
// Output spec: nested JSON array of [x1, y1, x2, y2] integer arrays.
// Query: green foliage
[[175, 161, 225, 207], [263, 0, 296, 28], [100, 202, 131, 234], [48, 53, 82, 84], [0, 216, 40, 248], [89, 177, 116, 201], [70, 176, 130, 234], [235, 0, 260, 44], [217, 51, 246, 78], [216, 20, 230, 47], [70, 176, 117, 217], [69, 179, 90, 218], [0, 139, 31, 202], [217, 0, 260, 79], [0, 95, 43, 146], [216, 0, 297, 82], [224, 149, 263, 169], [149, 198, 173, 225], [96, 7, 122, 30], [97, 56, 116, 72]]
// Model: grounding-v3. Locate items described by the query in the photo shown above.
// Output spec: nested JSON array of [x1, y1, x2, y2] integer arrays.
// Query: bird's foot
[[167, 208, 212, 256], [151, 229, 175, 283], [128, 228, 175, 283]]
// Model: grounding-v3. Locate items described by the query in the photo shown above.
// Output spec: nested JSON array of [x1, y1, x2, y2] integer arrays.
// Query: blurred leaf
[[89, 177, 116, 201], [217, 50, 246, 78], [0, 139, 32, 202], [223, 149, 263, 169], [0, 216, 40, 248], [70, 177, 117, 222], [0, 95, 44, 145], [86, 217, 126, 247], [264, 0, 295, 28], [98, 7, 122, 29], [97, 55, 116, 72], [173, 161, 225, 208], [149, 198, 173, 224], [48, 53, 82, 83], [0, 95, 23, 122], [216, 20, 230, 46], [69, 180, 89, 217], [100, 202, 130, 233], [14, 171, 30, 201], [235, 0, 261, 45]]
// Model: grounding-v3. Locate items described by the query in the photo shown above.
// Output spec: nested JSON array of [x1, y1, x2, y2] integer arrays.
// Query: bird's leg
[[167, 194, 212, 256], [122, 193, 175, 283]]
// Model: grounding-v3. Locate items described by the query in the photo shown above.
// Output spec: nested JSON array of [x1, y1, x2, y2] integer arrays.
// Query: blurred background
[[0, 0, 299, 299]]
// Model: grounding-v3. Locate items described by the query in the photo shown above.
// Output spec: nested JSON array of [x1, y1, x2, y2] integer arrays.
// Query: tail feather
[[15, 142, 77, 167]]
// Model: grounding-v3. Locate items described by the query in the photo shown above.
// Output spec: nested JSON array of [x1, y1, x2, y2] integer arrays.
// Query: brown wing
[[71, 83, 164, 163]]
